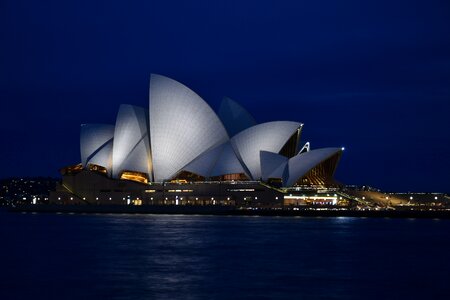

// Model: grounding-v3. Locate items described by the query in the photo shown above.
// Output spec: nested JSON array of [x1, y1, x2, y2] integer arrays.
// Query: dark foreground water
[[0, 210, 449, 299]]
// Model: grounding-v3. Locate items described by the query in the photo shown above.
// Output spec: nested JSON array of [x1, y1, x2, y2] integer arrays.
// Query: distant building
[[50, 74, 343, 206]]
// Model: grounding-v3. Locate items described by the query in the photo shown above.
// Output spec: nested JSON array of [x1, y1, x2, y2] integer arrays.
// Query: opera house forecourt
[[47, 74, 346, 211]]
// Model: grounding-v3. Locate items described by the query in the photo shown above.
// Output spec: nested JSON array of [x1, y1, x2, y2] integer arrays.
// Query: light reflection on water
[[0, 212, 449, 300]]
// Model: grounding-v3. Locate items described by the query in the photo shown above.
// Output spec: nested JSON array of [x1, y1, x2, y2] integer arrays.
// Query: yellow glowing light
[[120, 171, 148, 184]]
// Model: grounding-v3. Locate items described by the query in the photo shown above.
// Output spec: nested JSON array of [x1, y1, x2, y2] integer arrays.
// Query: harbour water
[[1, 210, 449, 299]]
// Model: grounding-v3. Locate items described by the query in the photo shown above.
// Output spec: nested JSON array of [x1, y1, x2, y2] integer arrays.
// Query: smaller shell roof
[[181, 143, 226, 177], [112, 104, 151, 179], [230, 121, 303, 180], [285, 147, 342, 187], [260, 151, 288, 181], [88, 141, 114, 172], [181, 142, 247, 178], [210, 142, 247, 177], [80, 124, 114, 168], [218, 97, 257, 138]]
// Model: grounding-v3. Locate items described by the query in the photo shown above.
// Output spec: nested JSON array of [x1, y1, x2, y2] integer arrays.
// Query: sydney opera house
[[50, 74, 344, 207]]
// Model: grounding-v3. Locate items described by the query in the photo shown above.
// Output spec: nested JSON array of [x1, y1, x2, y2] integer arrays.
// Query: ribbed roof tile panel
[[149, 74, 229, 181], [230, 121, 302, 180], [286, 147, 342, 187], [210, 142, 247, 177], [260, 151, 288, 181], [218, 97, 257, 137], [88, 140, 113, 171], [112, 105, 152, 179], [80, 124, 114, 169], [182, 143, 226, 177]]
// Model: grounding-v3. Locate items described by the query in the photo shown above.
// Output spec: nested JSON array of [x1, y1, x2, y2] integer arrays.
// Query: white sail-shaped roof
[[285, 147, 342, 187], [268, 160, 289, 184], [80, 124, 114, 170], [149, 74, 229, 181], [260, 151, 288, 181], [182, 141, 247, 178], [112, 105, 152, 179], [218, 97, 257, 137], [230, 121, 302, 180], [209, 142, 247, 177], [181, 143, 226, 177], [88, 141, 114, 172]]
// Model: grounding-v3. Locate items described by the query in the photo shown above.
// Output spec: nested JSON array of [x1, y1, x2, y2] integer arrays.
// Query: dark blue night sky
[[1, 0, 449, 192]]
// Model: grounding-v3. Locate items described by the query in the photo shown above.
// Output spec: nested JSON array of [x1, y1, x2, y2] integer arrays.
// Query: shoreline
[[6, 204, 450, 219]]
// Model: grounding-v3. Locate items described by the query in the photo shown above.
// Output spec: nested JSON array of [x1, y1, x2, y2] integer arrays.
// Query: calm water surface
[[0, 210, 449, 299]]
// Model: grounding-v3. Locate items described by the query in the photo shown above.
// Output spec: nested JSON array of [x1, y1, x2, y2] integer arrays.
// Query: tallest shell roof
[[149, 74, 229, 182]]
